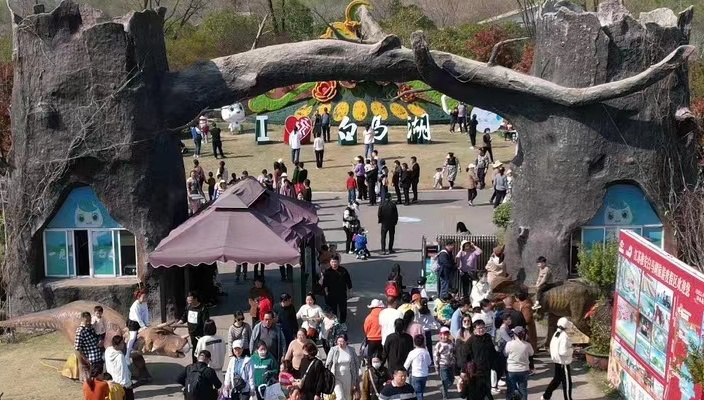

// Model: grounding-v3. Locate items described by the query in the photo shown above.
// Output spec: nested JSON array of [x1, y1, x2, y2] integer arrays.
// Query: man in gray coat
[[249, 311, 287, 362]]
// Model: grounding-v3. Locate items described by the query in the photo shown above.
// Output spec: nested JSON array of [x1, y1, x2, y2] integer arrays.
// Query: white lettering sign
[[338, 116, 358, 143], [371, 115, 388, 142]]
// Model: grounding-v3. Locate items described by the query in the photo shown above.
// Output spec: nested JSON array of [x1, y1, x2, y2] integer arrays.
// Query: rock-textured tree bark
[[502, 2, 697, 282], [4, 2, 187, 315], [4, 0, 696, 315]]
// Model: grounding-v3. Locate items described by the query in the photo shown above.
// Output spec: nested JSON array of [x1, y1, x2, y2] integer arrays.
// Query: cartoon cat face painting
[[75, 201, 104, 227], [221, 103, 246, 132], [605, 200, 633, 225]]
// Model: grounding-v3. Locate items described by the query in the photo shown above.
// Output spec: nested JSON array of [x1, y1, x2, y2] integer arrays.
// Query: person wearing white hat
[[224, 339, 254, 400], [504, 326, 533, 400], [434, 327, 455, 400], [541, 317, 574, 400], [364, 299, 385, 362]]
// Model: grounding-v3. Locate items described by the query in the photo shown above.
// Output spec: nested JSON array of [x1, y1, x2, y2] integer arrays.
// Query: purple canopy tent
[[148, 178, 322, 317]]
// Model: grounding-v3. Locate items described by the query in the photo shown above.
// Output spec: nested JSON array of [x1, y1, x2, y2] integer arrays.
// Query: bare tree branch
[[410, 31, 695, 109], [388, 88, 434, 102], [251, 12, 269, 50], [488, 37, 530, 66]]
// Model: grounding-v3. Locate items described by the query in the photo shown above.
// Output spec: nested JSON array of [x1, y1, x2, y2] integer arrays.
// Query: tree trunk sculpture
[[3, 0, 696, 315]]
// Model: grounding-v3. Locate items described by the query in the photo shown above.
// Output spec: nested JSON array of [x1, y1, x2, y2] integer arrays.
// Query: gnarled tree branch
[[161, 29, 694, 129], [488, 37, 530, 66], [410, 31, 694, 110], [160, 35, 418, 128]]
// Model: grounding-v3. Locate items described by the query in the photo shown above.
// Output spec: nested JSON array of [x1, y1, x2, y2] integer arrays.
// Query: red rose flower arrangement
[[312, 81, 338, 102]]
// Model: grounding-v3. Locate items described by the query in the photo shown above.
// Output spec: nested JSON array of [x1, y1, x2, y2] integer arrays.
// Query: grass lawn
[[0, 332, 82, 399], [184, 124, 517, 192]]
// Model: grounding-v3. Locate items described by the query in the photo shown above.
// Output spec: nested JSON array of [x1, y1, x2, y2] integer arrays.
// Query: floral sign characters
[[371, 115, 389, 144], [284, 116, 312, 145], [312, 81, 338, 103], [337, 116, 358, 146], [407, 114, 431, 144]]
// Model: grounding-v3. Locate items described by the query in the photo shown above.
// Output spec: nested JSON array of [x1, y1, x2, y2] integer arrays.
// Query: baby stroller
[[353, 229, 370, 260]]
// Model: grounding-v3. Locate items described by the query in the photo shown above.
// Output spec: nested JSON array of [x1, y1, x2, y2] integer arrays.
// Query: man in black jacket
[[410, 157, 420, 203], [210, 123, 224, 159], [177, 291, 210, 363], [274, 293, 298, 344], [177, 350, 222, 400], [467, 319, 498, 400], [322, 256, 353, 329], [378, 193, 399, 255], [382, 319, 414, 372]]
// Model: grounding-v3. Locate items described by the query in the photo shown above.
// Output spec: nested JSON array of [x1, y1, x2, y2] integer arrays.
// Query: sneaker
[[491, 388, 501, 395], [382, 251, 388, 255], [356, 255, 361, 259], [348, 251, 355, 254], [470, 146, 475, 150], [498, 380, 506, 387], [389, 250, 396, 254]]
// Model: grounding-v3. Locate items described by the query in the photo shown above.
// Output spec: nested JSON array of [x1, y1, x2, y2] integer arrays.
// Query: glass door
[[91, 230, 116, 276], [44, 230, 69, 277]]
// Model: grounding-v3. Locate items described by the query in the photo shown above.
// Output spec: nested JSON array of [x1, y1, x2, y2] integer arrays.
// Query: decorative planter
[[585, 346, 610, 370]]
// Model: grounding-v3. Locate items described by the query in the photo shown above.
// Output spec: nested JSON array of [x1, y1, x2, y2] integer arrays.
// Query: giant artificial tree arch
[[3, 0, 697, 314]]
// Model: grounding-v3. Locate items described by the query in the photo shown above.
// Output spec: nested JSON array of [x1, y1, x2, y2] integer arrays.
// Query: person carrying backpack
[[298, 342, 336, 400], [433, 241, 456, 299], [177, 350, 222, 400]]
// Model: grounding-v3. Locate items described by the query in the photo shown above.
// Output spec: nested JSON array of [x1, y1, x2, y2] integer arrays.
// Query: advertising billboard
[[609, 230, 704, 400]]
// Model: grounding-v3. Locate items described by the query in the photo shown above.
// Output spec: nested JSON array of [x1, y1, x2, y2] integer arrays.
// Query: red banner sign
[[608, 230, 704, 400]]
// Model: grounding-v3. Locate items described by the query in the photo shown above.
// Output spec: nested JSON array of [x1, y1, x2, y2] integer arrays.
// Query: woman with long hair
[[285, 329, 315, 378], [126, 289, 149, 361], [454, 316, 474, 373], [456, 222, 470, 234], [326, 333, 361, 400]]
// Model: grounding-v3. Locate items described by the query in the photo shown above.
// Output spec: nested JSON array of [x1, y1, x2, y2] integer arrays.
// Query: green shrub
[[492, 202, 512, 230], [587, 301, 612, 355], [676, 341, 704, 385], [577, 240, 618, 297]]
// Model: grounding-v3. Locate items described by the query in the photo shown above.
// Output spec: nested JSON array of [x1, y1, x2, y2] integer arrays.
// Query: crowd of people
[[74, 242, 573, 400], [185, 156, 315, 215]]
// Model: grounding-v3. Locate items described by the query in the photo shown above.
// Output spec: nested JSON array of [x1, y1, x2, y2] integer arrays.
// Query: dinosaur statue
[[0, 301, 189, 381], [534, 281, 600, 346], [320, 0, 372, 40]]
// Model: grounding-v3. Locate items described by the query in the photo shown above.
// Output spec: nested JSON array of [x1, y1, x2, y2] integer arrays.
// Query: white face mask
[[258, 350, 267, 358], [372, 362, 382, 369], [462, 323, 471, 329]]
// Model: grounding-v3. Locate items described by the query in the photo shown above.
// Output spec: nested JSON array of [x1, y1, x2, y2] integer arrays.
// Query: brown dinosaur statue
[[534, 281, 600, 346], [0, 300, 189, 381]]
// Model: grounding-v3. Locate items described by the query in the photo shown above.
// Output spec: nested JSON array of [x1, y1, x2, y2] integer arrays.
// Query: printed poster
[[608, 230, 704, 400]]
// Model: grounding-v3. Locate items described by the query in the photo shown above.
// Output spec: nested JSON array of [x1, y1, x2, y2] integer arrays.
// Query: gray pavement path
[[135, 189, 607, 399]]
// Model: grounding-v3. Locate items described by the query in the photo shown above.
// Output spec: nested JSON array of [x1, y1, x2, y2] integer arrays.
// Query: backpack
[[303, 358, 336, 395], [320, 362, 337, 394], [185, 365, 208, 398], [431, 250, 447, 274], [385, 281, 401, 298]]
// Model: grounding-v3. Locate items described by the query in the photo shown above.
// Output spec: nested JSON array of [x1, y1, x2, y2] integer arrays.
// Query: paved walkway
[[135, 189, 607, 399]]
